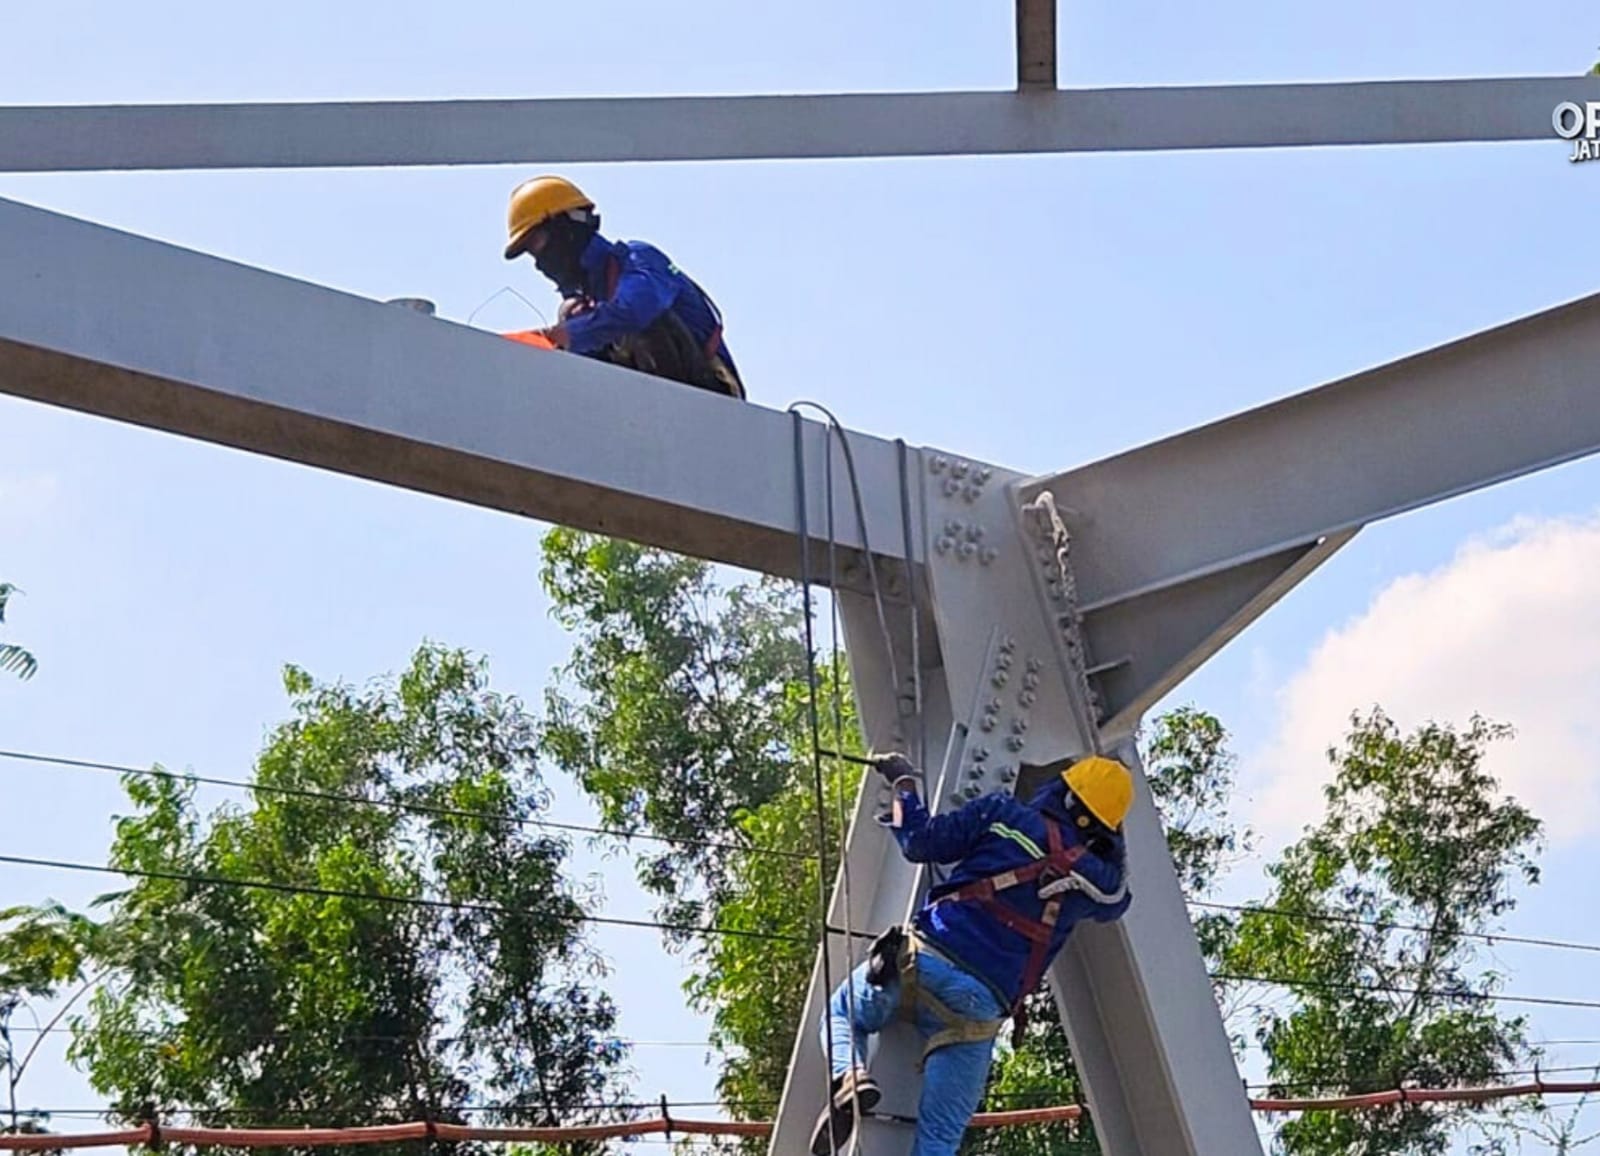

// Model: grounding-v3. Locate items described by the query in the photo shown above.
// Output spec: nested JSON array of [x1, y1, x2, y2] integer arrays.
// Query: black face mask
[[532, 217, 596, 295]]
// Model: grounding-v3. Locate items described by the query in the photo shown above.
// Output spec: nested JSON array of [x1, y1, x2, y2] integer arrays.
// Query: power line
[[18, 749, 1600, 966], [1213, 970, 1600, 1012], [1193, 899, 1600, 957], [0, 749, 816, 863], [0, 1023, 720, 1052], [0, 851, 814, 945]]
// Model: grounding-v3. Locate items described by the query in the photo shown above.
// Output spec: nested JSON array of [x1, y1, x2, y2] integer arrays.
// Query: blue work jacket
[[562, 233, 739, 377], [887, 781, 1132, 1008]]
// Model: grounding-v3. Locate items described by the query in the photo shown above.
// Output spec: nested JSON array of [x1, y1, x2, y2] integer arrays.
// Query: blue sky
[[3, 1, 1600, 1149]]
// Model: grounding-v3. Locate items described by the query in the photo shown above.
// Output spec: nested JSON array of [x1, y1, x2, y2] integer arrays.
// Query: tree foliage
[[534, 531, 1549, 1156], [0, 583, 37, 681], [538, 529, 812, 936], [1226, 709, 1542, 1156], [536, 529, 860, 1120], [0, 645, 626, 1152]]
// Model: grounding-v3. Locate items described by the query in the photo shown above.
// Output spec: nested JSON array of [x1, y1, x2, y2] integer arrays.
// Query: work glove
[[871, 752, 919, 787], [557, 296, 595, 322]]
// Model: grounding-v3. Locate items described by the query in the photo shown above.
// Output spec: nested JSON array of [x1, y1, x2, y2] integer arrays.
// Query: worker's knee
[[828, 961, 899, 1035]]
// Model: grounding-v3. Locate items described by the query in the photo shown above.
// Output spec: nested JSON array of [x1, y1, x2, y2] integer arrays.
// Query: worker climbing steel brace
[[812, 753, 1135, 1156], [502, 175, 746, 399]]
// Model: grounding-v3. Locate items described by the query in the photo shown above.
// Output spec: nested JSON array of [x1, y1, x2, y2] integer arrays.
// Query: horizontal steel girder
[[1024, 288, 1600, 614], [1, 76, 1595, 171], [0, 196, 933, 584]]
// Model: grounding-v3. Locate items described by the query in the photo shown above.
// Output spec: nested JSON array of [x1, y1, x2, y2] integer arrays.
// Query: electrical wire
[[1192, 899, 1600, 957], [1212, 970, 1600, 1012], [0, 749, 815, 862], [19, 750, 1600, 960], [0, 851, 838, 946]]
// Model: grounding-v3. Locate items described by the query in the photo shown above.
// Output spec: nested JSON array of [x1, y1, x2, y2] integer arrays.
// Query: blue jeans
[[821, 952, 1006, 1156]]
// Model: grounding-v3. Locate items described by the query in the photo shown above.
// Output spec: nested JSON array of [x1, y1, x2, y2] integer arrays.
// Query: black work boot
[[809, 1068, 881, 1156]]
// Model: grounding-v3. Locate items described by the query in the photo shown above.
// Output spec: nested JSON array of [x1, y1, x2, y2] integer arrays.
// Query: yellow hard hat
[[504, 175, 595, 259], [1062, 755, 1134, 831]]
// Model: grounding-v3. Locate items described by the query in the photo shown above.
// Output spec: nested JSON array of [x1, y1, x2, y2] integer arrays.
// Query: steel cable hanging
[[786, 402, 923, 1156]]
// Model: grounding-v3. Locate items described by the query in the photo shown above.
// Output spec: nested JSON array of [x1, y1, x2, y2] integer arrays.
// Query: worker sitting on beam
[[502, 175, 745, 400], [813, 753, 1134, 1156]]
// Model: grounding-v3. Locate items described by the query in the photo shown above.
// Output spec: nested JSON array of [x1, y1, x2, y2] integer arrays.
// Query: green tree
[[538, 529, 814, 937], [1225, 709, 1542, 1156], [0, 583, 37, 681], [536, 530, 862, 1119], [534, 531, 1247, 1148], [0, 903, 105, 1134], [0, 645, 627, 1151]]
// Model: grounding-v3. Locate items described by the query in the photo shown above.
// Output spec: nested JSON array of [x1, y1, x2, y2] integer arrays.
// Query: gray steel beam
[[1016, 0, 1057, 91], [1, 77, 1595, 171], [0, 196, 934, 584], [1085, 530, 1356, 729], [772, 449, 1262, 1156], [1025, 290, 1600, 613], [1049, 738, 1260, 1156]]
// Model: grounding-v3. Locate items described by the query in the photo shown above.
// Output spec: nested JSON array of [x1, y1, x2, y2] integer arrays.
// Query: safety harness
[[883, 817, 1086, 1065], [604, 252, 736, 377]]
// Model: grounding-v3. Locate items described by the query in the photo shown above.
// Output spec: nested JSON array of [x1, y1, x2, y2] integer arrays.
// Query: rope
[[787, 402, 912, 1156], [821, 419, 865, 1156], [791, 408, 846, 1156]]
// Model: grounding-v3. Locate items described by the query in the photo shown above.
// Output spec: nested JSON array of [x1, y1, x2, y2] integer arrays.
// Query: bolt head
[[952, 460, 970, 479], [992, 671, 1010, 687], [1012, 717, 1029, 734], [1019, 690, 1037, 708], [1026, 657, 1042, 674], [936, 535, 954, 554], [962, 483, 982, 502], [931, 455, 949, 474], [972, 746, 989, 762], [1023, 672, 1040, 690], [980, 714, 997, 732], [996, 653, 1013, 671], [980, 546, 999, 566], [959, 541, 978, 560], [965, 525, 984, 542], [1005, 735, 1025, 752], [999, 767, 1017, 782], [943, 477, 961, 497], [976, 466, 993, 483]]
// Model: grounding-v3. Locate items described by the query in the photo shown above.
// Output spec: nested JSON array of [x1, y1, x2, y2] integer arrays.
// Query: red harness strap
[[935, 818, 1083, 1012]]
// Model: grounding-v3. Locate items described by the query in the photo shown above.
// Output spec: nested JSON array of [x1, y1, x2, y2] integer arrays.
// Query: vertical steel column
[[1015, 0, 1058, 90], [1047, 737, 1261, 1154]]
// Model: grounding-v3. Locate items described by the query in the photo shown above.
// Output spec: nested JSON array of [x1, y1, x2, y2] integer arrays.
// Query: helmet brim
[[504, 229, 533, 261]]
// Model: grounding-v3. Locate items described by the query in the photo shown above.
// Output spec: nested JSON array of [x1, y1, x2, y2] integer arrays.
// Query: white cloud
[[1247, 513, 1600, 846]]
